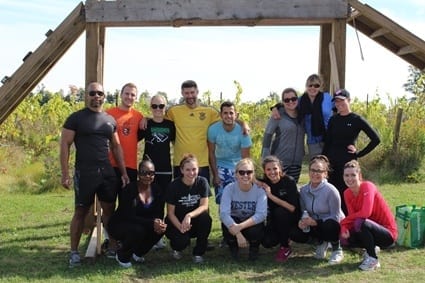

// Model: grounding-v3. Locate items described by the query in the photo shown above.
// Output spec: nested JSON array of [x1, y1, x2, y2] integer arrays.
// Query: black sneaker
[[248, 246, 259, 261], [206, 241, 215, 251], [229, 245, 239, 260]]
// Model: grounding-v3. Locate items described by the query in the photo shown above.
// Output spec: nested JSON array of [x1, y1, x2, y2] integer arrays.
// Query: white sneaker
[[359, 255, 380, 271], [328, 249, 344, 265], [171, 250, 182, 260], [115, 254, 132, 268], [132, 253, 145, 263], [193, 255, 204, 264], [314, 241, 329, 259]]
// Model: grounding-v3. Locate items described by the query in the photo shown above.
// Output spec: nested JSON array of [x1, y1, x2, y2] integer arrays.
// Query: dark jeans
[[347, 218, 394, 258], [262, 207, 298, 248], [165, 212, 212, 256], [291, 218, 341, 244]]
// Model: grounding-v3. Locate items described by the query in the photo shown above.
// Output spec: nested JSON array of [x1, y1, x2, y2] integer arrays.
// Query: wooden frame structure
[[1, 0, 425, 258]]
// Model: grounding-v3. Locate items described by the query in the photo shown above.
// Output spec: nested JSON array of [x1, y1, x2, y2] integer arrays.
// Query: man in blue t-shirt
[[207, 101, 252, 205]]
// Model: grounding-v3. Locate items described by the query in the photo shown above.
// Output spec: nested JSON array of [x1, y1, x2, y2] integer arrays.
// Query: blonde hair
[[235, 158, 255, 172]]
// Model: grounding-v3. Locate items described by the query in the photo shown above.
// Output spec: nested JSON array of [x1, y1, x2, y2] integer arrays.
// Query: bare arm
[[60, 128, 75, 189], [110, 132, 129, 187], [207, 141, 220, 187], [241, 147, 250, 158], [166, 203, 183, 232]]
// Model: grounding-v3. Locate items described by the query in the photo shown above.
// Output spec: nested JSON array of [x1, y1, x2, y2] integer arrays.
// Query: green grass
[[0, 182, 424, 282]]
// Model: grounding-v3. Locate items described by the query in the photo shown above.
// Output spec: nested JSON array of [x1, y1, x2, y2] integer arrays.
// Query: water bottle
[[301, 210, 310, 233]]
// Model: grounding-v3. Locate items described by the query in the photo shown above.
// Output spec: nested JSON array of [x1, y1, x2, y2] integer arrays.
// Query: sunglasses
[[308, 84, 321, 88], [283, 97, 298, 103], [309, 168, 326, 174], [139, 170, 155, 176], [88, 90, 105, 97], [238, 170, 254, 176], [151, 104, 165, 110]]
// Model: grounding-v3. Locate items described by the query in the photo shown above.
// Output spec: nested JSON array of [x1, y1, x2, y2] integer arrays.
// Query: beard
[[89, 98, 104, 108]]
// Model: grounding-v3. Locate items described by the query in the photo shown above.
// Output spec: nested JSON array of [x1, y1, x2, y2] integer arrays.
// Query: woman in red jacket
[[340, 160, 397, 271]]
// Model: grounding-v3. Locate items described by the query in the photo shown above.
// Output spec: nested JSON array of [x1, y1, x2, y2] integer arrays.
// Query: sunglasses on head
[[238, 170, 254, 176], [139, 170, 155, 176], [88, 90, 105, 97], [151, 104, 165, 109], [283, 97, 298, 103], [308, 84, 320, 88]]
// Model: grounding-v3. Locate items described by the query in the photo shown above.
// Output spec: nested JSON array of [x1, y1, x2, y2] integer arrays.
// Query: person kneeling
[[165, 154, 212, 264], [220, 158, 267, 261], [108, 159, 167, 268]]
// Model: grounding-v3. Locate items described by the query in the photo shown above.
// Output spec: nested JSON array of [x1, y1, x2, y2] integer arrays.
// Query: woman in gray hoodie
[[291, 155, 345, 265]]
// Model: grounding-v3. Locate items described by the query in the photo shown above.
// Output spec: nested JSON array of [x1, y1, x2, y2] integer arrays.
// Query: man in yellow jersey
[[166, 80, 220, 181]]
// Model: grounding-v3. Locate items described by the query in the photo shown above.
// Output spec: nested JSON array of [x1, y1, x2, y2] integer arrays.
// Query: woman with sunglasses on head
[[262, 88, 305, 182], [340, 160, 397, 271], [165, 154, 212, 264], [291, 155, 345, 265], [271, 74, 333, 160], [259, 155, 300, 262], [220, 158, 267, 261], [107, 158, 167, 268]]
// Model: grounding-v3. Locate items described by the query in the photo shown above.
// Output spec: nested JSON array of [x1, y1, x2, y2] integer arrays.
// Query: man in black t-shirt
[[60, 82, 129, 268]]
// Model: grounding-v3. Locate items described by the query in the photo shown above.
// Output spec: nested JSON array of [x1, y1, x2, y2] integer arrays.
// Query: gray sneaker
[[171, 250, 182, 260], [359, 255, 380, 271], [69, 251, 81, 268], [314, 241, 329, 259], [132, 253, 145, 263], [193, 255, 204, 264]]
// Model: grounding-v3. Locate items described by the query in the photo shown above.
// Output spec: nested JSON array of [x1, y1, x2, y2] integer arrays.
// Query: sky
[[0, 0, 424, 103]]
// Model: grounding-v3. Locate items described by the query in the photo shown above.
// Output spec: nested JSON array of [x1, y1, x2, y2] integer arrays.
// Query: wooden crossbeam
[[85, 0, 349, 27]]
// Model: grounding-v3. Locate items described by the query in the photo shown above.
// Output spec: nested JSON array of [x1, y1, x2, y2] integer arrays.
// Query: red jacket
[[340, 181, 397, 240]]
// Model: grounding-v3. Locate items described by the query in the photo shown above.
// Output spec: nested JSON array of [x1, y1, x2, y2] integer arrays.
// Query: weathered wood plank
[[0, 2, 86, 124], [85, 0, 349, 26]]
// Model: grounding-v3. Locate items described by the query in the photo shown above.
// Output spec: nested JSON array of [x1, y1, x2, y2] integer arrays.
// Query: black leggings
[[165, 212, 212, 256], [108, 217, 163, 262], [262, 207, 298, 248], [290, 218, 341, 244], [222, 218, 265, 249], [347, 218, 394, 258]]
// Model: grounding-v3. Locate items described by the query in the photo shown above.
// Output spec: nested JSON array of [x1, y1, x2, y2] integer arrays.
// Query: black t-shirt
[[260, 175, 300, 217], [63, 108, 117, 169], [139, 119, 176, 172], [165, 176, 209, 221]]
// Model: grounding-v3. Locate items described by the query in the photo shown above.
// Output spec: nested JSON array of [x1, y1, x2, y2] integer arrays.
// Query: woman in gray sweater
[[291, 155, 345, 265], [220, 158, 267, 261], [262, 88, 305, 183]]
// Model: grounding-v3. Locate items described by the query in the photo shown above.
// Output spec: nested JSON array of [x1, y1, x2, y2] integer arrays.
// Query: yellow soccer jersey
[[166, 104, 220, 167]]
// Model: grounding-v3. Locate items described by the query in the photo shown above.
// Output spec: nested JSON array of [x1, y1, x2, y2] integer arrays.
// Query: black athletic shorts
[[73, 166, 118, 207]]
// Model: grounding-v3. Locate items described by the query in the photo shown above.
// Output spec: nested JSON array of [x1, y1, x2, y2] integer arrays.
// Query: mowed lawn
[[0, 182, 424, 283]]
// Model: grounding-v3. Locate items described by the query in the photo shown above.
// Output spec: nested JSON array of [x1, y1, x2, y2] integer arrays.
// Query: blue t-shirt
[[207, 122, 252, 169]]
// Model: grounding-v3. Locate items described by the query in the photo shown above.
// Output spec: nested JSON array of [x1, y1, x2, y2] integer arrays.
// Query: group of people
[[60, 76, 396, 272]]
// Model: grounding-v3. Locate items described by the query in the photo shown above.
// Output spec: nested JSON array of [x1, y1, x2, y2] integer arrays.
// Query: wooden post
[[392, 108, 403, 152], [319, 23, 332, 91]]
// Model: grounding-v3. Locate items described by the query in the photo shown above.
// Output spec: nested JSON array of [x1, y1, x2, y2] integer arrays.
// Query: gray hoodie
[[299, 179, 345, 222]]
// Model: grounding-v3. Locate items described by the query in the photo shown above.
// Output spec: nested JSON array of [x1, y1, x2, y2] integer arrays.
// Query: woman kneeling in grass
[[340, 160, 397, 271], [220, 158, 267, 261]]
